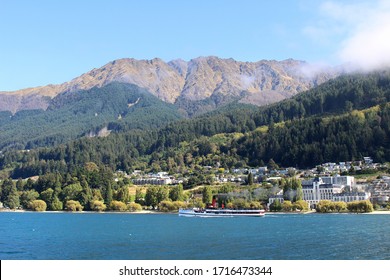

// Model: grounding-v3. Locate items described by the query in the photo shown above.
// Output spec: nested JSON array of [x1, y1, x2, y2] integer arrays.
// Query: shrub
[[269, 200, 282, 212], [127, 202, 142, 212], [316, 200, 333, 213], [187, 197, 205, 209], [158, 200, 175, 212], [110, 200, 127, 211], [230, 198, 251, 209], [65, 200, 83, 212], [347, 200, 373, 213], [334, 201, 347, 212], [282, 200, 293, 212], [91, 200, 107, 212], [173, 201, 187, 209], [249, 201, 263, 209], [29, 200, 47, 212], [293, 200, 309, 211]]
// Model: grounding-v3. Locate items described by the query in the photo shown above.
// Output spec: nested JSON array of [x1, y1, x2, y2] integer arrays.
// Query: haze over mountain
[[0, 56, 340, 114]]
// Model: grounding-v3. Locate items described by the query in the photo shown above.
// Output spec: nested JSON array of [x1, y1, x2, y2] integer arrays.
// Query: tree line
[[2, 71, 390, 178]]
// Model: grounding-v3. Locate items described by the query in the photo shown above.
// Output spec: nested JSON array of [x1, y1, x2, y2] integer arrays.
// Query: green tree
[[20, 190, 39, 209], [79, 178, 93, 210], [50, 195, 63, 211], [5, 183, 20, 209], [40, 188, 54, 205], [247, 172, 254, 186], [61, 183, 82, 202], [270, 199, 282, 212], [169, 184, 184, 201], [189, 197, 205, 208], [115, 185, 131, 203], [135, 188, 144, 205], [156, 186, 169, 204], [293, 179, 303, 201], [145, 186, 159, 208], [267, 159, 279, 170], [16, 178, 25, 191], [104, 184, 113, 206], [202, 186, 212, 204]]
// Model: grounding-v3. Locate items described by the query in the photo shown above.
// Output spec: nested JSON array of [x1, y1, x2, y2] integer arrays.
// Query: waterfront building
[[300, 175, 358, 207], [332, 192, 370, 203], [302, 177, 344, 207]]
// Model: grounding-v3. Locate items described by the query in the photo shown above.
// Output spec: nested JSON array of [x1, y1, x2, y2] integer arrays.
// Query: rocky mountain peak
[[0, 56, 340, 113]]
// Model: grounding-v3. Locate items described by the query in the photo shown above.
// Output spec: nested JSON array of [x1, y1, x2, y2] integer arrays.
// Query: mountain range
[[0, 56, 340, 114], [3, 69, 390, 180]]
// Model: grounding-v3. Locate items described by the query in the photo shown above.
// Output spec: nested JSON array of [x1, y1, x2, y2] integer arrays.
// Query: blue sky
[[1, 0, 389, 91]]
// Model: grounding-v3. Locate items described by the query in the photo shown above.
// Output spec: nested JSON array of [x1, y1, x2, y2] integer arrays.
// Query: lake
[[0, 212, 389, 260]]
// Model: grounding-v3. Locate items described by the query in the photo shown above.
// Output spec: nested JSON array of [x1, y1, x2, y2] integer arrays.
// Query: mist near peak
[[301, 1, 390, 74]]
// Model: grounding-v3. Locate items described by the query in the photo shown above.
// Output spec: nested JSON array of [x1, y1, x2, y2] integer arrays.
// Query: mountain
[[3, 70, 390, 179], [0, 57, 339, 114], [0, 83, 182, 150]]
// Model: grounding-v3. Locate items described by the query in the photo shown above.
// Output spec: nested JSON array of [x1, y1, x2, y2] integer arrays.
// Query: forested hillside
[[2, 71, 390, 178], [0, 83, 182, 151]]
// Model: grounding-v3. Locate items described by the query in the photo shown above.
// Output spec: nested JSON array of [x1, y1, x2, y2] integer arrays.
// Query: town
[[1, 156, 389, 213], [119, 156, 389, 212]]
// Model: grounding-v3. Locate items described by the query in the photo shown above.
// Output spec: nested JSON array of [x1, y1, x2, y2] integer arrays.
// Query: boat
[[178, 207, 265, 217]]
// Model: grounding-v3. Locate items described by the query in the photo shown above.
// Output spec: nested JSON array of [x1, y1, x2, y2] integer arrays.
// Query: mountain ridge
[[0, 56, 340, 113], [0, 83, 182, 151], [3, 70, 390, 178]]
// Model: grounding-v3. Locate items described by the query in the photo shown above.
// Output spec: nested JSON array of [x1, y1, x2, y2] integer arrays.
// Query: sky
[[1, 0, 390, 91]]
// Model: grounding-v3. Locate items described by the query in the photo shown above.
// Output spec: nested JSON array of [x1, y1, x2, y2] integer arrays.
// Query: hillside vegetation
[[0, 83, 182, 151], [2, 71, 390, 178]]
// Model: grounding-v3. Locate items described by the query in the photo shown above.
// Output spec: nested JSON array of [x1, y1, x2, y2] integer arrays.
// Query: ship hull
[[179, 208, 265, 217]]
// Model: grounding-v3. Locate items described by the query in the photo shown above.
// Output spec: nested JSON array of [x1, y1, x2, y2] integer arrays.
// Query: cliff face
[[0, 56, 339, 113]]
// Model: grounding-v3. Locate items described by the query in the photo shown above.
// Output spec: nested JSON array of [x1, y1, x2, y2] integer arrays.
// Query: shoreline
[[1, 209, 390, 214], [261, 210, 390, 215], [0, 209, 162, 214]]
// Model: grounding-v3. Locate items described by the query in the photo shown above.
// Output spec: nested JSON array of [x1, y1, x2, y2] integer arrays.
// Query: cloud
[[305, 0, 390, 71]]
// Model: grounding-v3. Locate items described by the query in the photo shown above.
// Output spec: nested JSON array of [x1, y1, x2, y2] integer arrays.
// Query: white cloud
[[305, 0, 390, 71]]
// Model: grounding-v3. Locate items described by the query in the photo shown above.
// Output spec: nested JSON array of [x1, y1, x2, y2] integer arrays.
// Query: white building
[[302, 175, 357, 207], [320, 175, 355, 188], [332, 192, 370, 203], [302, 177, 344, 207], [268, 195, 284, 208], [132, 177, 173, 185], [268, 175, 365, 208]]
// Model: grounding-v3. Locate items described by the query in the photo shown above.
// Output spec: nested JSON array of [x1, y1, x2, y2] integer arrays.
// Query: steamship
[[178, 208, 265, 217], [178, 197, 265, 217]]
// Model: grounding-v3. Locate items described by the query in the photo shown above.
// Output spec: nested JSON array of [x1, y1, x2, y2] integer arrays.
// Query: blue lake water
[[0, 212, 389, 260]]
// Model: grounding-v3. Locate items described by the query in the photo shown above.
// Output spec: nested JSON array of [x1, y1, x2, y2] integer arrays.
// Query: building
[[132, 178, 173, 185], [319, 175, 355, 188], [333, 192, 370, 203], [302, 177, 344, 207], [363, 157, 373, 164], [367, 176, 390, 205], [267, 190, 284, 208], [301, 175, 360, 208]]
